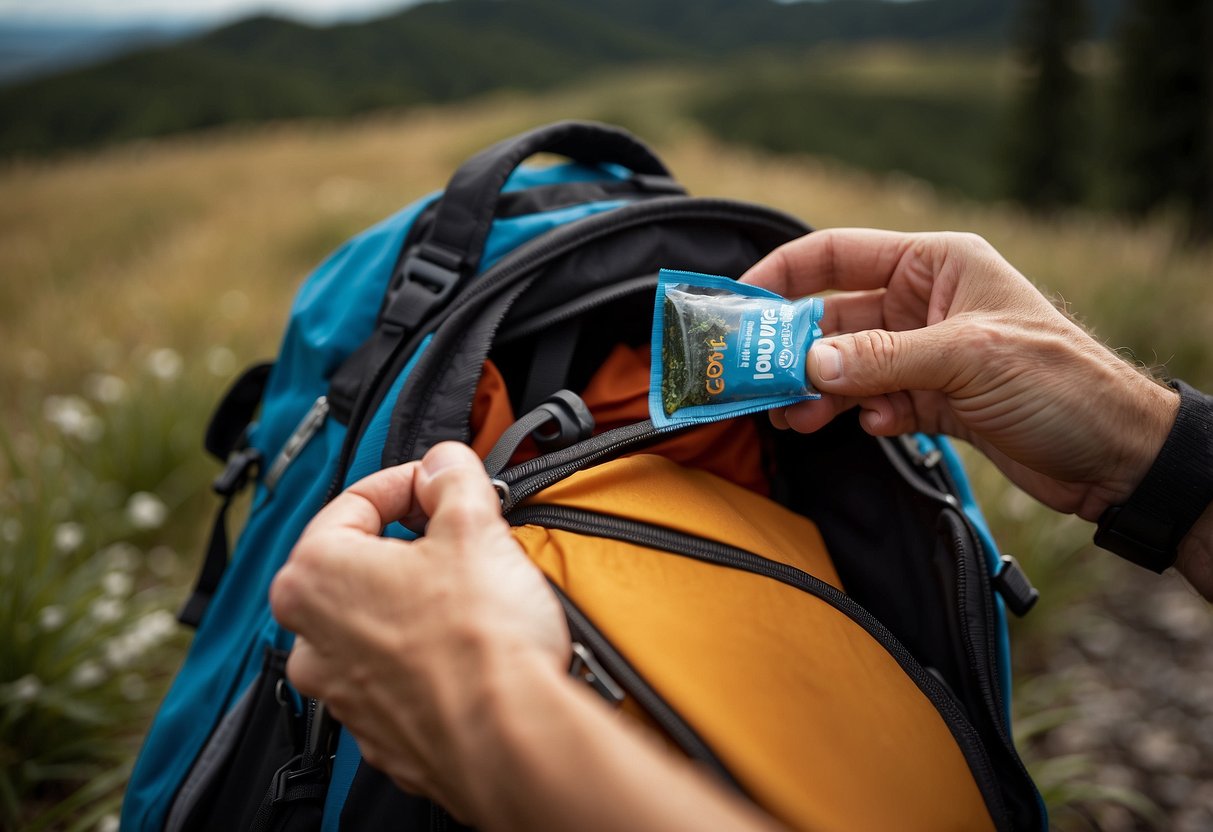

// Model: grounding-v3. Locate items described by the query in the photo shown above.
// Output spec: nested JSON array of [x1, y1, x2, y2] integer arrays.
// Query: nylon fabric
[[470, 345, 768, 495], [926, 434, 1015, 723], [512, 457, 996, 832]]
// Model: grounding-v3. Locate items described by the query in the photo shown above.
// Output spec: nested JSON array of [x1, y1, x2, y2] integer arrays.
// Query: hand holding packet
[[649, 268, 824, 428]]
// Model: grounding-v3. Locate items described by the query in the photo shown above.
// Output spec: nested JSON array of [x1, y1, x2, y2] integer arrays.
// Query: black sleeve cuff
[[1094, 380, 1213, 573]]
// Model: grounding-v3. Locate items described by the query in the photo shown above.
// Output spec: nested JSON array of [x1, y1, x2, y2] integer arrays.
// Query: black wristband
[[1094, 380, 1213, 573]]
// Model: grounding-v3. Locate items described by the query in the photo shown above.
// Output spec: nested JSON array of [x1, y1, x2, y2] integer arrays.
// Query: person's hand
[[269, 442, 570, 819], [742, 228, 1179, 523]]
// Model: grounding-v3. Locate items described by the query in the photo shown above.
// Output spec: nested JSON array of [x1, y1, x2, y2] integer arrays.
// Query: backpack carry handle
[[405, 121, 673, 287]]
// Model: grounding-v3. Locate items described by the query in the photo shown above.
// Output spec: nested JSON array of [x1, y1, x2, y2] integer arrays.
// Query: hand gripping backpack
[[123, 121, 1048, 831]]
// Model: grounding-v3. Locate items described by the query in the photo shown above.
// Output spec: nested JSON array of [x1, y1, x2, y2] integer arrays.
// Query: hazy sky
[[0, 0, 423, 25]]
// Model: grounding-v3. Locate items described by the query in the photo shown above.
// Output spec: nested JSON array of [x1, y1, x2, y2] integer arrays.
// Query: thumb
[[414, 441, 507, 547], [808, 325, 965, 398]]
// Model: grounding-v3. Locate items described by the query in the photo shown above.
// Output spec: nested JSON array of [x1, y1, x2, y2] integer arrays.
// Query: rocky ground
[[1033, 563, 1213, 831]]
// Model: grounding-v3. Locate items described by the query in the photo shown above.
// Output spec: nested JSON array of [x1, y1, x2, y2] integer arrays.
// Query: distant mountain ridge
[[0, 21, 195, 84], [0, 0, 1124, 157]]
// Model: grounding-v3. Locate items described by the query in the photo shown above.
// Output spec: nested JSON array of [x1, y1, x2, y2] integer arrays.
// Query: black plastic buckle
[[991, 555, 1040, 617], [212, 446, 262, 497], [269, 753, 331, 805], [532, 390, 595, 453], [382, 248, 463, 331]]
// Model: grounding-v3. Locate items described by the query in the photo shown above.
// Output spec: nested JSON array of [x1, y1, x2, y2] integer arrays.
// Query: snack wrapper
[[649, 268, 824, 428]]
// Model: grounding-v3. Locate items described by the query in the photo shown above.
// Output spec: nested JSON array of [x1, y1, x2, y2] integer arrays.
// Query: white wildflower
[[206, 346, 238, 377], [53, 522, 85, 553], [9, 674, 42, 703], [133, 610, 177, 646], [38, 605, 67, 632], [90, 597, 124, 625], [96, 813, 120, 832], [119, 673, 147, 702], [147, 545, 178, 577], [103, 635, 138, 668], [101, 541, 141, 572], [126, 492, 167, 530], [85, 373, 128, 405], [20, 349, 48, 380], [71, 660, 107, 689], [43, 395, 104, 442], [219, 289, 249, 320], [146, 348, 183, 381], [1, 518, 20, 543], [102, 571, 134, 598]]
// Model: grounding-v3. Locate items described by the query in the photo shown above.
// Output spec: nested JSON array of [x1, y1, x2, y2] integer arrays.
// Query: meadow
[[2, 59, 1211, 830]]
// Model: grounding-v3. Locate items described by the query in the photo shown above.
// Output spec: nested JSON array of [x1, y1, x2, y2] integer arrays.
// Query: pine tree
[[1005, 0, 1091, 210], [1113, 0, 1213, 242]]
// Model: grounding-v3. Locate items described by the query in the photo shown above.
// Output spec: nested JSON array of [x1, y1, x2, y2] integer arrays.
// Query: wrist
[[1094, 380, 1213, 574], [453, 642, 573, 825], [1101, 375, 1179, 513]]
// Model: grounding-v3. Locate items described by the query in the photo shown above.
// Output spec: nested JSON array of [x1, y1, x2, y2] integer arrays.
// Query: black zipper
[[547, 582, 743, 792], [495, 420, 686, 511], [507, 503, 1011, 827], [926, 451, 1012, 726], [879, 438, 1042, 829], [878, 439, 1005, 719]]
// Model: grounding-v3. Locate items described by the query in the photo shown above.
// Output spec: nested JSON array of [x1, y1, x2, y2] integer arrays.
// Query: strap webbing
[[178, 498, 234, 627], [519, 318, 582, 416], [178, 446, 261, 628]]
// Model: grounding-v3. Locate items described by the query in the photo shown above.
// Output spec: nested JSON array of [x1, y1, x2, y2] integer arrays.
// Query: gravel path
[[1036, 564, 1213, 831]]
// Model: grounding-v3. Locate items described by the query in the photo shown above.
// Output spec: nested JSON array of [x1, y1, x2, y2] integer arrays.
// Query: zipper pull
[[264, 396, 330, 492], [898, 434, 942, 469], [569, 642, 625, 706]]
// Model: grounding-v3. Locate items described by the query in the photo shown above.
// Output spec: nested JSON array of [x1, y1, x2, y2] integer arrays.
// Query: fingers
[[808, 323, 969, 399], [414, 442, 508, 548], [818, 289, 888, 336], [285, 635, 324, 698], [772, 394, 860, 433], [308, 461, 422, 537], [272, 462, 422, 637], [741, 228, 916, 297], [855, 393, 918, 436]]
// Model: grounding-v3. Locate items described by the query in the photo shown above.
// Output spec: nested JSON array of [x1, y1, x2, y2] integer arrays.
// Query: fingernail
[[812, 343, 842, 382], [422, 442, 471, 476]]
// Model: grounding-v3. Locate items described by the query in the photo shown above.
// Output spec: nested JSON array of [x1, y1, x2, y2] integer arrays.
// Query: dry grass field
[[2, 73, 1211, 829]]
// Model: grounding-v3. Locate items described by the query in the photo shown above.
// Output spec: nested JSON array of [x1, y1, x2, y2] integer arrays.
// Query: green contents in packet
[[660, 292, 732, 415], [649, 268, 824, 429]]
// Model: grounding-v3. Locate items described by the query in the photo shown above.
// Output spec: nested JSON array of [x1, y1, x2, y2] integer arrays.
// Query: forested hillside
[[0, 0, 1126, 157]]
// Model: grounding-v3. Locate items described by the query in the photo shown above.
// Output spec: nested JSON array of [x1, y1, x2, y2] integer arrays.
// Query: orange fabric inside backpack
[[468, 342, 769, 496]]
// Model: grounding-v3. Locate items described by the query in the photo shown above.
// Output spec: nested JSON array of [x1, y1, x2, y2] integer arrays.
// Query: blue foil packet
[[649, 268, 824, 428]]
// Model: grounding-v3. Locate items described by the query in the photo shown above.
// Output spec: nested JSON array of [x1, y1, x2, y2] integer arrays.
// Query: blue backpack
[[123, 121, 1046, 831]]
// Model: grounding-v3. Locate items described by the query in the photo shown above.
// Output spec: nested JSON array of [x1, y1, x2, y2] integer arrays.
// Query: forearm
[[458, 648, 782, 832]]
